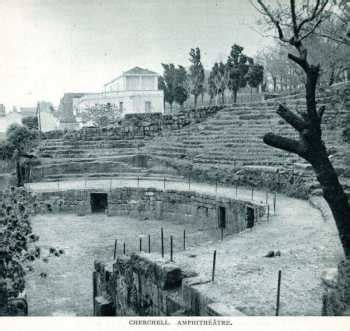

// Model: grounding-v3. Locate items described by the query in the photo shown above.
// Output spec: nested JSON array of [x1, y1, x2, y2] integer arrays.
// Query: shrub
[[0, 187, 63, 309]]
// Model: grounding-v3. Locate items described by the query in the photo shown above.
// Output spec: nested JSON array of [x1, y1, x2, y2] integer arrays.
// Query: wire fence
[[26, 175, 277, 206], [26, 175, 277, 261]]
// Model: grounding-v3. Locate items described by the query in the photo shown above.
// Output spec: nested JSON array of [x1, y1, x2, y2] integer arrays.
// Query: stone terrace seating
[[31, 136, 162, 181], [145, 82, 350, 176], [31, 83, 349, 186]]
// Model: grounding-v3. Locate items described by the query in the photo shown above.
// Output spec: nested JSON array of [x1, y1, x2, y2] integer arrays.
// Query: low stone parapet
[[93, 253, 246, 316]]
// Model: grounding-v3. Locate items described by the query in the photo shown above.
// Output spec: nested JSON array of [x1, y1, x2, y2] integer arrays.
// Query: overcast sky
[[0, 0, 271, 109]]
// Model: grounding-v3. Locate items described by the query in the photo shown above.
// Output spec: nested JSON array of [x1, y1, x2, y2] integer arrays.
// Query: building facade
[[0, 104, 5, 117], [37, 101, 59, 132], [73, 67, 164, 126]]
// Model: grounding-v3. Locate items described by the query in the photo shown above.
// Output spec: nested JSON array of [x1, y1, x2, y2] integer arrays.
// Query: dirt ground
[[25, 212, 213, 316], [161, 194, 344, 316], [26, 179, 344, 316]]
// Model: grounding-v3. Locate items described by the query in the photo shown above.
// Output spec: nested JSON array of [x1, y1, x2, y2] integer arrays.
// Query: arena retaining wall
[[34, 187, 266, 238]]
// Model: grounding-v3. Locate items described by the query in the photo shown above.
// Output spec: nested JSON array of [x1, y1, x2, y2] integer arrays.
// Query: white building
[[37, 101, 59, 132], [73, 67, 164, 126]]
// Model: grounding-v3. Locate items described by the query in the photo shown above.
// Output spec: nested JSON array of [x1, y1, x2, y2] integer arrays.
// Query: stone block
[[166, 293, 187, 316], [130, 254, 183, 290], [206, 302, 245, 316], [94, 296, 115, 316], [182, 277, 213, 316]]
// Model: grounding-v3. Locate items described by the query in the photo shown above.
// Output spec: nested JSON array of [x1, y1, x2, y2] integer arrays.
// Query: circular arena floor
[[25, 178, 343, 316]]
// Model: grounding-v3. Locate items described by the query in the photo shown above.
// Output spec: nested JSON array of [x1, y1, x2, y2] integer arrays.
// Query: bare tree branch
[[314, 31, 350, 46], [297, 0, 329, 34], [263, 132, 306, 156], [290, 0, 298, 38], [256, 0, 289, 42], [299, 15, 326, 41], [277, 104, 307, 132], [288, 53, 308, 71]]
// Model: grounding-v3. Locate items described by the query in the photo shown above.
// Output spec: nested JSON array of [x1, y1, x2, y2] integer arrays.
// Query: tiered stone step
[[145, 85, 349, 175], [33, 136, 154, 180]]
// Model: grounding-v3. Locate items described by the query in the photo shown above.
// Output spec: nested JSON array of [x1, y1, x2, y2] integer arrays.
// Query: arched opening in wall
[[90, 193, 108, 213], [218, 206, 226, 229], [246, 206, 255, 229]]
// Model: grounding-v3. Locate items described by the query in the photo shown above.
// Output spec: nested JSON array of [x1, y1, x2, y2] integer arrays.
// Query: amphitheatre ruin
[[1, 81, 349, 316], [1, 0, 350, 320]]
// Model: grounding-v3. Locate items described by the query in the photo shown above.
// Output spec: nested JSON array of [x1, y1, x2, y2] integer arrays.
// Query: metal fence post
[[212, 250, 217, 282], [276, 270, 282, 316]]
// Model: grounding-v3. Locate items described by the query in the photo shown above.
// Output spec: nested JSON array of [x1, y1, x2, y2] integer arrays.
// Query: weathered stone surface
[[206, 302, 245, 316], [35, 187, 266, 237], [322, 259, 350, 315], [321, 268, 338, 289], [94, 296, 114, 316]]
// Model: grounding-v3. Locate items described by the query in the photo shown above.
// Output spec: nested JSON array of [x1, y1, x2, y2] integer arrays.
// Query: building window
[[145, 101, 151, 113]]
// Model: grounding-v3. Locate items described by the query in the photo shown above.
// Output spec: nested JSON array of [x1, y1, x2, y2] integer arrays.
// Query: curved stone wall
[[34, 186, 266, 237]]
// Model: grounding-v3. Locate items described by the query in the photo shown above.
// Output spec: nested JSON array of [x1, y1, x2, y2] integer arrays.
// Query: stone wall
[[93, 253, 245, 316], [34, 187, 266, 237], [156, 158, 313, 200], [42, 105, 224, 140]]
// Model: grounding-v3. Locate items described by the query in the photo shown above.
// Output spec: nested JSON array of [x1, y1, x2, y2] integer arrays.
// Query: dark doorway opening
[[90, 193, 108, 213], [246, 206, 255, 228], [218, 206, 226, 229]]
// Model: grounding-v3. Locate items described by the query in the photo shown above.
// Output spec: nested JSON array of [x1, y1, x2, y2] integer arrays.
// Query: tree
[[159, 64, 189, 112], [174, 86, 188, 110], [257, 45, 302, 92], [226, 44, 250, 103], [159, 64, 176, 112], [0, 186, 64, 315], [208, 62, 229, 105], [21, 116, 38, 131], [3, 124, 38, 187], [253, 0, 350, 257], [310, 0, 350, 46], [173, 65, 189, 109], [305, 17, 350, 85], [6, 124, 37, 153], [246, 62, 264, 98], [188, 48, 205, 109], [80, 103, 122, 127]]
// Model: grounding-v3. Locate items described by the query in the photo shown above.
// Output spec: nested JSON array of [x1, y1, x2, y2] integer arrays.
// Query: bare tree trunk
[[194, 95, 198, 109], [16, 160, 22, 187], [256, 0, 350, 257], [233, 90, 238, 104], [310, 150, 350, 255], [264, 59, 350, 258], [273, 77, 277, 92]]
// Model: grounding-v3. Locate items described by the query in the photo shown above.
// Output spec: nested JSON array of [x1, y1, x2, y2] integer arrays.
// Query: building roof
[[123, 66, 158, 76], [104, 67, 159, 87]]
